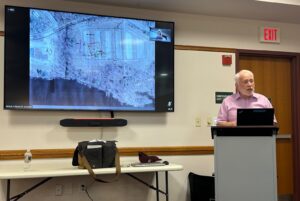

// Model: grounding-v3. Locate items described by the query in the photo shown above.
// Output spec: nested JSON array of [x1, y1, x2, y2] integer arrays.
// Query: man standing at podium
[[216, 69, 274, 126]]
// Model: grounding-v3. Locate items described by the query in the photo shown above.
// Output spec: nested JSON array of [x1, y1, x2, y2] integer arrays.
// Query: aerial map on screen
[[29, 9, 156, 110]]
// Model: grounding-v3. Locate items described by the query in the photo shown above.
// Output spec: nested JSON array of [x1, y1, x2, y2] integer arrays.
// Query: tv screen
[[4, 5, 174, 112]]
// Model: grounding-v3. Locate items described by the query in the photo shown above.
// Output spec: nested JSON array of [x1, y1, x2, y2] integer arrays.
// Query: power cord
[[81, 184, 93, 201], [82, 180, 96, 201], [84, 187, 94, 201]]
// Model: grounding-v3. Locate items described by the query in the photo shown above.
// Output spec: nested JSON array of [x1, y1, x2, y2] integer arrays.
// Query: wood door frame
[[236, 49, 300, 201]]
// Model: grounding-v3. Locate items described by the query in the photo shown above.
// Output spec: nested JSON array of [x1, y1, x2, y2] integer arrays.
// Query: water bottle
[[24, 149, 32, 170]]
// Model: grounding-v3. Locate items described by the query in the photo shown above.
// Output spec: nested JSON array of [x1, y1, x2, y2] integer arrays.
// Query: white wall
[[0, 0, 300, 201]]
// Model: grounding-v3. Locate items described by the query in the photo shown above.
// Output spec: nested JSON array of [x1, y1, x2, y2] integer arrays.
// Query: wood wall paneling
[[0, 146, 214, 160], [175, 45, 235, 52]]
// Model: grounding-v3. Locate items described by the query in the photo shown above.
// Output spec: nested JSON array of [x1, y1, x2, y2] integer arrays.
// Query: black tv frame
[[4, 5, 175, 112]]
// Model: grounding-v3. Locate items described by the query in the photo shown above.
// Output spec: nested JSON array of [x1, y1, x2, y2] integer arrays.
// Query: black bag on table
[[72, 140, 121, 182]]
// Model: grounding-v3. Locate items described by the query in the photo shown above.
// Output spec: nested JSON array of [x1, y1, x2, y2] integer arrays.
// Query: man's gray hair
[[235, 70, 253, 84]]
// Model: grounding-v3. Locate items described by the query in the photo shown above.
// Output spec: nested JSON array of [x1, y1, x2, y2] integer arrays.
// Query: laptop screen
[[237, 108, 274, 126]]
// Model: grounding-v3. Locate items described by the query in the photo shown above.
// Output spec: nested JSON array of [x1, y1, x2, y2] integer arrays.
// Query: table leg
[[9, 177, 52, 201], [165, 172, 169, 201], [155, 172, 159, 201], [6, 179, 10, 201], [127, 171, 169, 201]]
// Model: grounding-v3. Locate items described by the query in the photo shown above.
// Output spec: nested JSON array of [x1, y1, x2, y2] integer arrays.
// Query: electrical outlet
[[195, 117, 201, 127], [80, 184, 86, 192], [55, 184, 63, 196]]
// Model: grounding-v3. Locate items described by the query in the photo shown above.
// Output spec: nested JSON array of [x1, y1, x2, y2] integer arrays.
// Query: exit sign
[[259, 26, 280, 43]]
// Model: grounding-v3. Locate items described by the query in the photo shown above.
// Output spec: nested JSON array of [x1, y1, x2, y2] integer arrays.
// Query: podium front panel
[[213, 127, 278, 201]]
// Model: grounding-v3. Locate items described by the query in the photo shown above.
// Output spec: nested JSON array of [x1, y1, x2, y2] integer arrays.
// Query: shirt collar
[[235, 92, 258, 100]]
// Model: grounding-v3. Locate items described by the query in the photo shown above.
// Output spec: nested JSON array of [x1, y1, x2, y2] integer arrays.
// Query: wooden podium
[[211, 126, 279, 201]]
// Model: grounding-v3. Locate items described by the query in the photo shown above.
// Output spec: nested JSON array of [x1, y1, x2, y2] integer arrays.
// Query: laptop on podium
[[237, 108, 274, 126]]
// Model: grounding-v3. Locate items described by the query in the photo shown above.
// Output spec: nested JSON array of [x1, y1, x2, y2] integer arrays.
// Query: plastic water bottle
[[24, 149, 32, 170]]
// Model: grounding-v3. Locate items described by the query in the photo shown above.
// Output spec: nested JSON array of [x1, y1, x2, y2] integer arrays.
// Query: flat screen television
[[4, 5, 174, 112]]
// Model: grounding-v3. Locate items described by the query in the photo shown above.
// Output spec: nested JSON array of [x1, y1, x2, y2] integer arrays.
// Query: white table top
[[0, 160, 183, 179]]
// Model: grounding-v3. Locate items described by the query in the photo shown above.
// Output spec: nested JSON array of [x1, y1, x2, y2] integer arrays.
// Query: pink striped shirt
[[217, 92, 274, 123]]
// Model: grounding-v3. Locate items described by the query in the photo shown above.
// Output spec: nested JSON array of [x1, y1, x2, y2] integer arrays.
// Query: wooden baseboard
[[0, 146, 214, 160], [175, 44, 235, 52]]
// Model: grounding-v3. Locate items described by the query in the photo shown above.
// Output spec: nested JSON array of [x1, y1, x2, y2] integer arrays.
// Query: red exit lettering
[[264, 28, 277, 41]]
